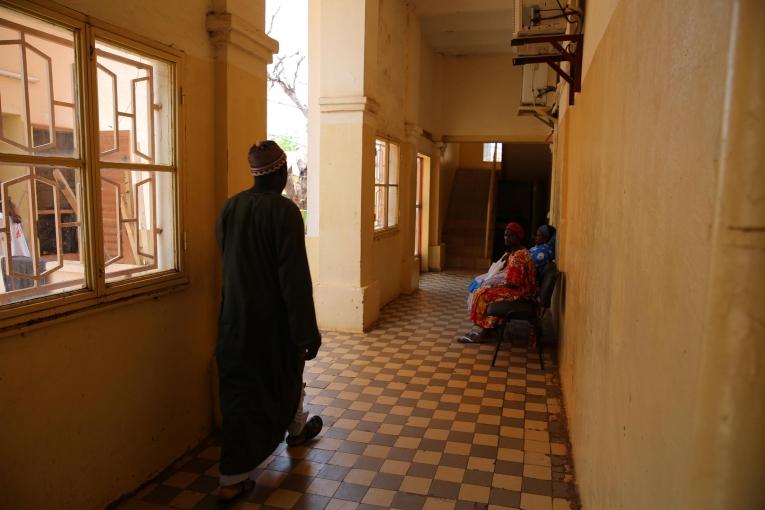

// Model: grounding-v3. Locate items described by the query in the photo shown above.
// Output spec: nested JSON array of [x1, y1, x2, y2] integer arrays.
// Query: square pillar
[[399, 122, 421, 293], [313, 0, 380, 331], [207, 3, 278, 204]]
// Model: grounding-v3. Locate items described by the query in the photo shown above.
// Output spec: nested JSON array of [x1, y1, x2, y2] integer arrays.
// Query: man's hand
[[304, 344, 319, 361]]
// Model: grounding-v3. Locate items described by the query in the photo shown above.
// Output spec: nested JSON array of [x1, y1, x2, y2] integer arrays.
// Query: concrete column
[[397, 0, 420, 293], [427, 145, 445, 271], [399, 123, 421, 293], [207, 0, 278, 205], [307, 0, 321, 238], [314, 0, 380, 331]]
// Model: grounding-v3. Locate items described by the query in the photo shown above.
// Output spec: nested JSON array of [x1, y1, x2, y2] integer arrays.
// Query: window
[[374, 139, 398, 231], [482, 142, 502, 163], [0, 5, 183, 321]]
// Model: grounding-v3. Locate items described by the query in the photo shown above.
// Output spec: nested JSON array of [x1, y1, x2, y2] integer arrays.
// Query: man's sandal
[[217, 479, 255, 509], [286, 416, 323, 447]]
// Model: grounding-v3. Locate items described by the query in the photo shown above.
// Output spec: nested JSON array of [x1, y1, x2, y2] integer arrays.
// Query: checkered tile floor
[[117, 272, 579, 510]]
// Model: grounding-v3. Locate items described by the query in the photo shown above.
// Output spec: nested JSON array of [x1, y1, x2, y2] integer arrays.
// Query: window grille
[[0, 4, 183, 320], [374, 138, 398, 231]]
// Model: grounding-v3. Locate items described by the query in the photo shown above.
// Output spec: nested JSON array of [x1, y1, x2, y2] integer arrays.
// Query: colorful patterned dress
[[469, 248, 537, 329]]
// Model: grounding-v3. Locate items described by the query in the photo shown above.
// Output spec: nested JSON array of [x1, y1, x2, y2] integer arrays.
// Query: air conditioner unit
[[518, 63, 558, 127], [512, 0, 568, 56], [513, 0, 569, 37], [519, 63, 557, 107]]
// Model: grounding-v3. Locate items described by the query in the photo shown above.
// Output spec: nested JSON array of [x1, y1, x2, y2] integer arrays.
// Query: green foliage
[[271, 134, 300, 152]]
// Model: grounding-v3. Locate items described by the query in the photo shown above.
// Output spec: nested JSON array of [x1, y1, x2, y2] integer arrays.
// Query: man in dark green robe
[[215, 141, 322, 504]]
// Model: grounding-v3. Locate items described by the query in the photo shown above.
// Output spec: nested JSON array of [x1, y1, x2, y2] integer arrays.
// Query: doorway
[[415, 153, 431, 272], [492, 143, 552, 261]]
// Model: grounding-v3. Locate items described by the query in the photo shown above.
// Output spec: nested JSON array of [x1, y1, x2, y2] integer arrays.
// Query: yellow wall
[[417, 35, 441, 138], [373, 231, 403, 305], [439, 54, 550, 142], [579, 0, 620, 80], [459, 141, 497, 169], [0, 1, 270, 509], [686, 1, 765, 507], [553, 0, 764, 508], [375, 0, 407, 142], [437, 142, 459, 245]]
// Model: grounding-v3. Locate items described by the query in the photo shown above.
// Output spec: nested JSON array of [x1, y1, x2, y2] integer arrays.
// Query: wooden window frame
[[0, 1, 187, 333], [374, 137, 398, 232]]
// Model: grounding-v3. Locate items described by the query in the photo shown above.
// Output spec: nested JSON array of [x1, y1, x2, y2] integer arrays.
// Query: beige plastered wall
[[686, 1, 765, 507], [552, 0, 764, 508], [0, 1, 272, 509], [436, 142, 459, 254], [439, 54, 550, 142]]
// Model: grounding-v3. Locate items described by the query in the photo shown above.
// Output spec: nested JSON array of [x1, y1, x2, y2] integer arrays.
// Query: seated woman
[[529, 225, 554, 277], [460, 222, 537, 343], [466, 251, 509, 312]]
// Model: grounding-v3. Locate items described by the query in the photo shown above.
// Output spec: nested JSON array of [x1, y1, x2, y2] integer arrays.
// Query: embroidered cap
[[248, 140, 287, 177]]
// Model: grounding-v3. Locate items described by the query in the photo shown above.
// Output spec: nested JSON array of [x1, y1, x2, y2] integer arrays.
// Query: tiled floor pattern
[[118, 272, 579, 510]]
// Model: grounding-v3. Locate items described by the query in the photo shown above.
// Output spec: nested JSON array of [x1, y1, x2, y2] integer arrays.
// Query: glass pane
[[0, 163, 85, 304], [483, 142, 502, 163], [387, 185, 398, 227], [0, 7, 79, 157], [100, 168, 176, 283], [374, 140, 386, 184], [388, 143, 399, 185], [374, 185, 385, 230], [95, 40, 173, 165]]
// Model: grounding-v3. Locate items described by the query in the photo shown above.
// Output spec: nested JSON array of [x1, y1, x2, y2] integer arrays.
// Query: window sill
[[0, 274, 189, 339], [373, 226, 400, 240]]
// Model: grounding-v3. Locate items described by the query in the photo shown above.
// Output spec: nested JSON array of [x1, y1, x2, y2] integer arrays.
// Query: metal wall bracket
[[518, 106, 557, 129], [511, 34, 583, 106]]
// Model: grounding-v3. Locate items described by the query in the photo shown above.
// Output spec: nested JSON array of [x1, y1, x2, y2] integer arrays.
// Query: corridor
[[118, 273, 578, 510]]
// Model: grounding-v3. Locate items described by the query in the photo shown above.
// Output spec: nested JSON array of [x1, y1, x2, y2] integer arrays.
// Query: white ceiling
[[414, 0, 515, 55]]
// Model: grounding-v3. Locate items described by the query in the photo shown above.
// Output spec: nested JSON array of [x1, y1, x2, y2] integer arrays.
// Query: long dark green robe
[[215, 186, 321, 476]]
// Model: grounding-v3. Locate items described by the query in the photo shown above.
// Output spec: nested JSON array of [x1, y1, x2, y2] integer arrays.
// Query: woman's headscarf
[[505, 222, 524, 239]]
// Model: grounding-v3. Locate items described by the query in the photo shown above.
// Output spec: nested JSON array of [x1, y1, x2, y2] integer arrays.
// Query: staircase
[[443, 168, 493, 270]]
